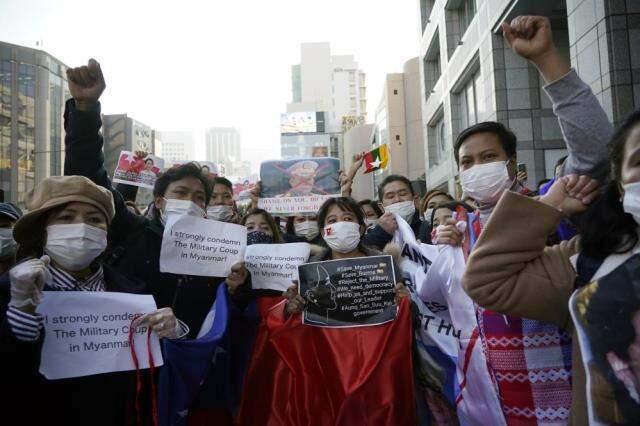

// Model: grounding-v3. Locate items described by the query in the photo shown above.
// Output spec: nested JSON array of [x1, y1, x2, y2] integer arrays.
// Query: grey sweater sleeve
[[543, 68, 613, 176]]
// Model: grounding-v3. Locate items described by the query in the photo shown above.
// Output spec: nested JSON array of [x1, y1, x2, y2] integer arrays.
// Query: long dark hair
[[577, 111, 640, 258]]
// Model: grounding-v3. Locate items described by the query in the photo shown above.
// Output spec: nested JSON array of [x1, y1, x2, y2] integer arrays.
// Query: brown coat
[[462, 191, 619, 425]]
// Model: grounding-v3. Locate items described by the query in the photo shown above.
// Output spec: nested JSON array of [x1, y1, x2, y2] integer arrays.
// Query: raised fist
[[66, 58, 106, 109], [502, 16, 554, 61]]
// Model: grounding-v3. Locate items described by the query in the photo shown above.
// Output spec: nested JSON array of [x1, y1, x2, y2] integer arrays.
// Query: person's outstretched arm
[[503, 16, 613, 176]]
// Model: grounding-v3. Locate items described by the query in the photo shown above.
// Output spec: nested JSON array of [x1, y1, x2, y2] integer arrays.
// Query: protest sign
[[258, 158, 340, 215], [112, 150, 164, 189], [570, 253, 640, 425], [160, 214, 246, 277], [37, 291, 163, 380], [245, 243, 310, 292], [298, 255, 396, 328], [233, 177, 258, 201]]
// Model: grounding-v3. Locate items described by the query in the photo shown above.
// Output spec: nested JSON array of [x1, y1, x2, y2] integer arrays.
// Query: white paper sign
[[258, 195, 335, 216], [244, 243, 311, 292], [160, 215, 247, 277], [37, 291, 163, 380]]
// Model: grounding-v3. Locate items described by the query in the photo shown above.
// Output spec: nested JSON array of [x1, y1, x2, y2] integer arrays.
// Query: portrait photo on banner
[[112, 150, 165, 189]]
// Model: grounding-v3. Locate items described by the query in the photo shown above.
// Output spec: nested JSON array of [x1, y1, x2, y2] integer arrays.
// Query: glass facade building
[[0, 41, 69, 206]]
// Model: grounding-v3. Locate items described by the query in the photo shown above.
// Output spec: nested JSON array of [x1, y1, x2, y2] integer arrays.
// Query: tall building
[[343, 123, 376, 201], [281, 43, 367, 162], [418, 0, 640, 195], [370, 58, 426, 198], [205, 127, 241, 175], [0, 41, 70, 206], [156, 131, 194, 165], [102, 114, 153, 177]]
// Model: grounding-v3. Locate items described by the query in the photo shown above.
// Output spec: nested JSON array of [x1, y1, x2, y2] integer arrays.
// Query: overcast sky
[[0, 0, 420, 173]]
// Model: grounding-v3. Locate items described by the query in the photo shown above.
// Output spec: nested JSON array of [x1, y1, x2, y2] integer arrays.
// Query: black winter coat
[[63, 99, 223, 337], [0, 265, 152, 426]]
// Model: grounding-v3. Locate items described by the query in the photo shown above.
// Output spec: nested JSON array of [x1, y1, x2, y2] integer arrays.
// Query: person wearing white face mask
[[283, 197, 408, 315], [0, 203, 22, 276], [0, 175, 188, 425], [206, 176, 240, 223], [362, 175, 429, 250], [283, 215, 323, 245]]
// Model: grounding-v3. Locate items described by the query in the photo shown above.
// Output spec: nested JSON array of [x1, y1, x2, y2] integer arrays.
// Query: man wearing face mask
[[362, 175, 426, 250], [428, 15, 614, 425], [0, 203, 22, 276], [62, 58, 237, 344]]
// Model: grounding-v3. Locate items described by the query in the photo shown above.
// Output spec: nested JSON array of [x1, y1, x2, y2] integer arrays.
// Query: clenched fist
[[66, 58, 106, 110], [502, 16, 569, 83]]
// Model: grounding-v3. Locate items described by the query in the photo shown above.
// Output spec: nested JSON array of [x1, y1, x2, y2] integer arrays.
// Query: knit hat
[[13, 175, 114, 245]]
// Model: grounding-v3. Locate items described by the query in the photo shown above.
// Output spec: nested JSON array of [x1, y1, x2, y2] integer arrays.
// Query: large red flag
[[237, 298, 416, 426]]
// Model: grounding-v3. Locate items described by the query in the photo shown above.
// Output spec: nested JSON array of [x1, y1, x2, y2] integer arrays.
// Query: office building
[[0, 41, 70, 206], [205, 127, 241, 175], [155, 131, 195, 165], [282, 43, 367, 162], [419, 0, 640, 195]]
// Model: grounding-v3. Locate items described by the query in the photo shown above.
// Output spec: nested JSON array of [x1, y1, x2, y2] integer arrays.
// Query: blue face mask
[[247, 231, 274, 246]]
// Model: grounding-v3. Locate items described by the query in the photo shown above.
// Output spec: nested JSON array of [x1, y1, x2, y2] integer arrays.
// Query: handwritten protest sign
[[258, 158, 340, 215], [298, 255, 396, 328], [160, 214, 246, 277], [245, 243, 310, 292], [37, 291, 163, 380], [113, 151, 164, 189]]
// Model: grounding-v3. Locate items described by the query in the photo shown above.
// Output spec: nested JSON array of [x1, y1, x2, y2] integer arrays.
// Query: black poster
[[298, 255, 397, 328]]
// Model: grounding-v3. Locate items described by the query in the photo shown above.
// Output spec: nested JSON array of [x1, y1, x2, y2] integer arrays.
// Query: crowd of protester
[[2, 14, 640, 426]]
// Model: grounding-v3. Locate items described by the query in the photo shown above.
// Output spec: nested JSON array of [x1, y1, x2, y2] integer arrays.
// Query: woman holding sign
[[237, 197, 416, 425], [0, 175, 180, 425]]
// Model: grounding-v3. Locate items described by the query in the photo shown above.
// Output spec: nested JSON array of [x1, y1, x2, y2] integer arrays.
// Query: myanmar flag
[[363, 144, 389, 174]]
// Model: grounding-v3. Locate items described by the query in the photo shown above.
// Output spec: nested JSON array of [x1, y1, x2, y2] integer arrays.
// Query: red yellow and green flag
[[363, 144, 389, 174]]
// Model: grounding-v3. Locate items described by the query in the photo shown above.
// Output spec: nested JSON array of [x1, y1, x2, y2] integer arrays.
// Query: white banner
[[160, 215, 247, 277], [258, 195, 335, 216], [245, 243, 310, 292], [37, 291, 163, 380]]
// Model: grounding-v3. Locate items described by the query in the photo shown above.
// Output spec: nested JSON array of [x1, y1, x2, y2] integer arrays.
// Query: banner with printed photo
[[112, 151, 164, 189], [570, 254, 640, 425], [233, 176, 258, 202], [257, 158, 340, 215], [37, 291, 163, 380], [298, 255, 396, 328]]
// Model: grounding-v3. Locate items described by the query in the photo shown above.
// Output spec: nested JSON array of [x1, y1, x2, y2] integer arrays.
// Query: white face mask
[[623, 182, 640, 225], [460, 161, 513, 205], [384, 200, 416, 223], [207, 205, 235, 222], [45, 224, 108, 271], [323, 221, 361, 253], [423, 208, 434, 222], [294, 220, 319, 241], [161, 198, 205, 225], [0, 227, 16, 258], [364, 218, 378, 228]]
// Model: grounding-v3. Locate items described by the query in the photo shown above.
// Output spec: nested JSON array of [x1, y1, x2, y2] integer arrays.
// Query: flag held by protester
[[363, 144, 389, 174]]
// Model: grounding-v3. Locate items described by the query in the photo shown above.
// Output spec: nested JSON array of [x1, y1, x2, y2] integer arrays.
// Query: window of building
[[452, 55, 481, 138], [0, 60, 12, 201], [427, 106, 447, 166], [395, 134, 400, 141], [393, 89, 398, 95], [423, 30, 441, 102], [420, 0, 436, 33], [445, 0, 477, 58]]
